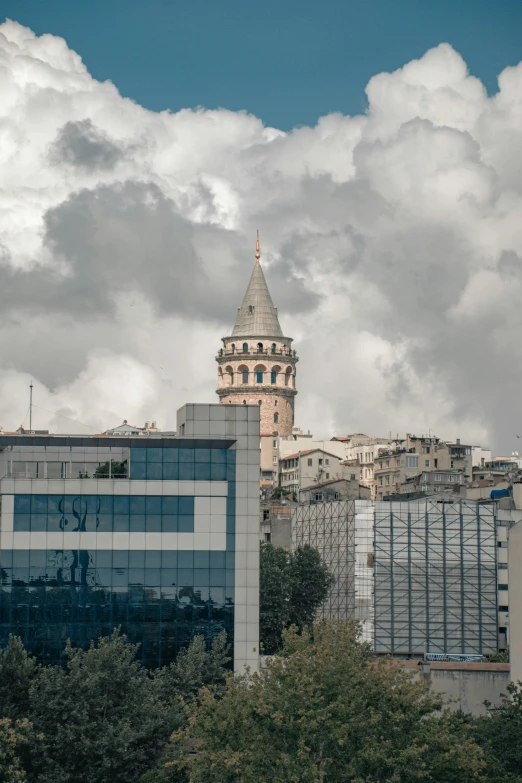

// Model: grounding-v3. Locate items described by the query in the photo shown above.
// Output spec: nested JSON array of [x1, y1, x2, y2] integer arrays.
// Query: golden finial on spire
[[255, 230, 261, 261]]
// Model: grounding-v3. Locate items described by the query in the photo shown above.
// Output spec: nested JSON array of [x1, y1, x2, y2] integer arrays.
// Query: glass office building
[[0, 404, 260, 671]]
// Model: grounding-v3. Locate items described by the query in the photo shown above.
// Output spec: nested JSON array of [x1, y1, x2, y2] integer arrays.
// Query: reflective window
[[0, 549, 234, 668], [256, 371, 263, 383], [271, 370, 277, 384], [129, 447, 227, 481], [14, 494, 195, 532]]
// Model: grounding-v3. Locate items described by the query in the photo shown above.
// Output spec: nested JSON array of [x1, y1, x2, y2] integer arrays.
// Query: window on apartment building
[[499, 606, 509, 612], [274, 413, 279, 424], [385, 476, 390, 485], [378, 476, 383, 485], [498, 584, 508, 590], [425, 460, 430, 467], [422, 446, 430, 454], [263, 509, 270, 521], [334, 492, 340, 500], [406, 456, 418, 468], [308, 458, 312, 466], [272, 456, 277, 464], [451, 460, 454, 468], [395, 459, 401, 467], [434, 474, 442, 481], [434, 459, 438, 468], [499, 563, 508, 569], [318, 459, 323, 466], [313, 492, 324, 502], [351, 474, 356, 480], [264, 532, 271, 543], [498, 542, 508, 548], [273, 440, 277, 447], [325, 473, 330, 479], [325, 459, 329, 465], [386, 460, 390, 467]]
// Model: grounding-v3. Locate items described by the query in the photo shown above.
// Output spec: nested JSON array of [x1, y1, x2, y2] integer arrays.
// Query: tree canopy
[[260, 543, 334, 654]]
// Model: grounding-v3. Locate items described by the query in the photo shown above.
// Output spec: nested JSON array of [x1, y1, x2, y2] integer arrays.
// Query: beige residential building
[[374, 435, 473, 500], [279, 448, 358, 493]]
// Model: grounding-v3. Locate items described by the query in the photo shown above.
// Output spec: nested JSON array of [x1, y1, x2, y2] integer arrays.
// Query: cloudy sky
[[0, 15, 521, 451]]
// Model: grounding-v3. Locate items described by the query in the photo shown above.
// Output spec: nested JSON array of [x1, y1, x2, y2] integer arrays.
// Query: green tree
[[25, 630, 175, 783], [94, 460, 127, 478], [260, 543, 334, 654], [473, 681, 522, 783], [0, 718, 34, 783], [154, 622, 485, 783], [0, 637, 39, 722]]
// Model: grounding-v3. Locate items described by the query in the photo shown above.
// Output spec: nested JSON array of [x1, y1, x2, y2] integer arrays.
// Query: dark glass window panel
[[161, 496, 178, 514], [145, 551, 161, 568], [211, 449, 227, 465], [144, 569, 161, 586], [226, 463, 236, 481], [98, 496, 113, 514], [130, 463, 146, 480], [162, 516, 178, 533], [93, 514, 110, 532], [113, 515, 130, 532], [145, 515, 161, 532], [210, 552, 226, 569], [112, 569, 128, 588], [47, 495, 62, 514], [31, 514, 47, 531], [210, 586, 225, 604], [12, 569, 29, 585], [83, 513, 98, 532], [31, 495, 48, 513], [211, 464, 227, 481], [178, 463, 194, 480], [96, 551, 112, 567], [13, 551, 30, 568], [225, 552, 235, 570], [146, 448, 163, 463], [130, 496, 146, 515], [194, 551, 210, 569], [113, 496, 130, 514], [94, 568, 111, 585], [178, 516, 193, 533], [160, 568, 177, 586], [14, 496, 30, 513], [128, 516, 145, 532], [194, 448, 210, 463], [14, 514, 30, 531], [146, 463, 162, 480], [128, 569, 144, 585], [112, 551, 128, 568], [178, 497, 194, 515], [194, 569, 209, 584], [131, 448, 147, 463], [178, 569, 194, 587], [162, 463, 179, 480], [177, 551, 193, 568], [0, 551, 13, 567], [145, 497, 161, 514], [161, 551, 177, 568], [129, 551, 145, 568], [194, 463, 211, 481], [179, 448, 194, 464], [30, 551, 46, 567], [210, 568, 226, 586], [163, 448, 178, 463], [84, 496, 99, 513]]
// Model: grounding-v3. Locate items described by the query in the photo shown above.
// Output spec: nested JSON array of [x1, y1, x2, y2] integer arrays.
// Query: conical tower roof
[[231, 233, 283, 338]]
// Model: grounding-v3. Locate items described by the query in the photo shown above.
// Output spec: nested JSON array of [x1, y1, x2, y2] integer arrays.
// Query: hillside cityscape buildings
[[1, 233, 522, 696]]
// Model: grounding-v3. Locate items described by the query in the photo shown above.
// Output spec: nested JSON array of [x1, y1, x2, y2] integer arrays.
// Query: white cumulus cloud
[[0, 19, 520, 451]]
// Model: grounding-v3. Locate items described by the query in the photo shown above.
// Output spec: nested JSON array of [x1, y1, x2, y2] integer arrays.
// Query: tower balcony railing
[[218, 347, 297, 358]]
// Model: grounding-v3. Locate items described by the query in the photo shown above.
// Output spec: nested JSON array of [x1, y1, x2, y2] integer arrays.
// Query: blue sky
[[2, 0, 522, 129]]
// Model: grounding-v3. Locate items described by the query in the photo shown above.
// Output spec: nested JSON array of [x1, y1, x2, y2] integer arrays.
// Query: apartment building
[[279, 448, 352, 493]]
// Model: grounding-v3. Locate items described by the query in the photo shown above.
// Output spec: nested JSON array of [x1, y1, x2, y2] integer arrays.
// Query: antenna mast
[[29, 382, 33, 432]]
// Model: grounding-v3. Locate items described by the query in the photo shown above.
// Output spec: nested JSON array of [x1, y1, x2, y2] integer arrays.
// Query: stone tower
[[216, 233, 298, 436]]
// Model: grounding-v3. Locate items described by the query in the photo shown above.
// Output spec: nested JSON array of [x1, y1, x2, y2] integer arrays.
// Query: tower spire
[[255, 230, 261, 261]]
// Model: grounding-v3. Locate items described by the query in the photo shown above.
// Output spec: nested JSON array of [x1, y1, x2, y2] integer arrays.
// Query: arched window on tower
[[257, 342, 263, 353], [238, 365, 249, 384], [258, 400, 262, 406], [285, 366, 292, 387], [231, 343, 235, 353], [274, 413, 279, 424], [254, 364, 266, 383], [271, 343, 277, 353], [242, 343, 249, 353], [225, 365, 234, 386], [271, 370, 277, 384], [243, 400, 247, 405]]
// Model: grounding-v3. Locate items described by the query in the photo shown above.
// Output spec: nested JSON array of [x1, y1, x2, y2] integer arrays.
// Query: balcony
[[217, 347, 297, 358]]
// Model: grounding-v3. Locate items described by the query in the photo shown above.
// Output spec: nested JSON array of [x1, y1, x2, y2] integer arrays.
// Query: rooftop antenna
[[255, 230, 261, 261], [29, 382, 33, 432]]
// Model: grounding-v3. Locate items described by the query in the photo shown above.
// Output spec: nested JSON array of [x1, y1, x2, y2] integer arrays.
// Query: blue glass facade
[[0, 437, 240, 668]]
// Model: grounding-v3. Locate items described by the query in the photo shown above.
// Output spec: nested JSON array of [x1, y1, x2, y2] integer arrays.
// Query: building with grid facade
[[293, 498, 511, 657], [0, 403, 260, 671]]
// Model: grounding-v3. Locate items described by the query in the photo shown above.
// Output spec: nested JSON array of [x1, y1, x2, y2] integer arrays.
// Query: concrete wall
[[405, 662, 510, 715]]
